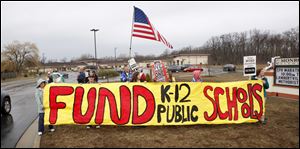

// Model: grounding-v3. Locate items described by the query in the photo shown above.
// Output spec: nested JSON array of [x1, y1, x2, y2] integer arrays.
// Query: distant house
[[169, 53, 210, 65], [41, 61, 87, 72], [76, 58, 97, 66]]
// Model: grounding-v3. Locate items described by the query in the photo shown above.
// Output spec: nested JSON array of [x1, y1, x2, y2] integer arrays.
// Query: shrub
[[98, 69, 119, 78]]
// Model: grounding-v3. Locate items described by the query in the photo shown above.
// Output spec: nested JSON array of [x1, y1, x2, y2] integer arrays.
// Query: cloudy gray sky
[[1, 1, 299, 61]]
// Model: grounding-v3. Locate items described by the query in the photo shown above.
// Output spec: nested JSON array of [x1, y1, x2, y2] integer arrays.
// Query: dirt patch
[[40, 71, 299, 148]]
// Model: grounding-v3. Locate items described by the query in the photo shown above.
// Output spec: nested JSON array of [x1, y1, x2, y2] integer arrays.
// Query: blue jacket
[[192, 77, 203, 82], [120, 71, 128, 82], [120, 71, 132, 82], [77, 72, 86, 83]]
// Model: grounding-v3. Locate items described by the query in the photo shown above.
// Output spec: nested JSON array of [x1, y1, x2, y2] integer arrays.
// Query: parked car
[[167, 65, 182, 72], [183, 65, 203, 72], [50, 72, 65, 83], [1, 89, 11, 115], [223, 64, 236, 71], [180, 64, 192, 71]]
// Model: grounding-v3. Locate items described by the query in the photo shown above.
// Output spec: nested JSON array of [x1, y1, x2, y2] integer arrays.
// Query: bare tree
[[203, 26, 299, 64], [2, 41, 39, 73]]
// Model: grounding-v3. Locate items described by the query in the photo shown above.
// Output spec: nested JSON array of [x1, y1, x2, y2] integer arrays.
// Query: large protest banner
[[44, 80, 265, 125]]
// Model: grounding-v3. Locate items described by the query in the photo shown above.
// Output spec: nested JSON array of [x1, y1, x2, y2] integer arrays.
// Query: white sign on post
[[243, 56, 256, 76], [128, 58, 138, 70]]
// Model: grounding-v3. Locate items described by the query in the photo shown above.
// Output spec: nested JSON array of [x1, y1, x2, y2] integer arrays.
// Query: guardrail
[[1, 72, 17, 80]]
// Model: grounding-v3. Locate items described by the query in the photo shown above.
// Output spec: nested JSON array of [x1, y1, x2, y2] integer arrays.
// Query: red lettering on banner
[[203, 83, 264, 121], [237, 88, 248, 103], [214, 87, 229, 120], [47, 82, 264, 125], [251, 83, 263, 120], [95, 86, 131, 125], [73, 87, 96, 124], [203, 86, 217, 121], [49, 86, 74, 124], [226, 87, 238, 120], [132, 85, 155, 124]]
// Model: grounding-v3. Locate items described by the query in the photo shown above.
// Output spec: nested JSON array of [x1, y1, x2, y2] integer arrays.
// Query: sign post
[[128, 58, 138, 71], [243, 56, 256, 77]]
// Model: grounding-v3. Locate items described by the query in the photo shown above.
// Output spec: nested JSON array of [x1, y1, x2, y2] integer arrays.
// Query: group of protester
[[77, 67, 98, 84], [120, 64, 146, 82], [34, 63, 269, 136]]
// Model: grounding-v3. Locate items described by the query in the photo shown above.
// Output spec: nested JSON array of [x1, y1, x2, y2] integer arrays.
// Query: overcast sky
[[1, 1, 299, 61]]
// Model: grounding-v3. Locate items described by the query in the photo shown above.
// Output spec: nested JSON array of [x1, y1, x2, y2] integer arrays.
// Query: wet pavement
[[1, 80, 38, 148]]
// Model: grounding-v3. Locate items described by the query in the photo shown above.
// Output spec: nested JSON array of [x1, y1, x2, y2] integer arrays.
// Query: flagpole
[[129, 6, 135, 58]]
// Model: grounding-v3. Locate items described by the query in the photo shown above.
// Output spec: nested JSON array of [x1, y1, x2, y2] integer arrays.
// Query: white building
[[170, 54, 210, 65]]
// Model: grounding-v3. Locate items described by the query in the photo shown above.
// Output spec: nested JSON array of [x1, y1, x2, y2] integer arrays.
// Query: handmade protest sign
[[44, 80, 265, 125], [151, 60, 168, 82]]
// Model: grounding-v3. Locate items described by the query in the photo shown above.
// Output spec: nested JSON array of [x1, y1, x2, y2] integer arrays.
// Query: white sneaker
[[38, 132, 43, 136], [86, 126, 91, 129], [49, 128, 55, 132], [96, 125, 100, 129]]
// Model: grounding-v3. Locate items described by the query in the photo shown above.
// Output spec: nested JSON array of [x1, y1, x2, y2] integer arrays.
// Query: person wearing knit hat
[[192, 70, 203, 82], [35, 79, 55, 136]]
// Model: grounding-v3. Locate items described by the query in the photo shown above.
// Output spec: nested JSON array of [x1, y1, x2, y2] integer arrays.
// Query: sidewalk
[[16, 118, 40, 148]]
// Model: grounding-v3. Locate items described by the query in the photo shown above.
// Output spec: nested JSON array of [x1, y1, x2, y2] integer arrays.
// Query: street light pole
[[90, 29, 99, 68]]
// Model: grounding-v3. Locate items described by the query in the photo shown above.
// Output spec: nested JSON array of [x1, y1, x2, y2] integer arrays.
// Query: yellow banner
[[44, 80, 265, 125]]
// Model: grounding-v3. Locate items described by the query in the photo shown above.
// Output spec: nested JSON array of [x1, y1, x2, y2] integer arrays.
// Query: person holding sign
[[251, 68, 269, 124], [121, 65, 129, 82]]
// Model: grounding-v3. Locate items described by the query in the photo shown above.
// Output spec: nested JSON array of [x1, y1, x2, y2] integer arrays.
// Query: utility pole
[[90, 29, 99, 68], [114, 47, 117, 70]]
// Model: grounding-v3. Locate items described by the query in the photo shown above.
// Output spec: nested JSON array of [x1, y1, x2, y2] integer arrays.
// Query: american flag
[[132, 6, 173, 49]]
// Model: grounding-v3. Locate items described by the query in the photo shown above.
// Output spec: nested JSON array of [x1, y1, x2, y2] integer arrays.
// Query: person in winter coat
[[192, 70, 203, 82], [120, 65, 131, 82], [35, 79, 55, 136], [251, 68, 269, 125], [77, 67, 86, 83]]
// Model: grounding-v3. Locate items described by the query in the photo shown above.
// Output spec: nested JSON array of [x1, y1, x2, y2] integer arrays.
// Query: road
[[1, 78, 38, 148]]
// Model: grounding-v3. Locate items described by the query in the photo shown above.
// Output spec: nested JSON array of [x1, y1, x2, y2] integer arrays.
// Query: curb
[[16, 118, 40, 148]]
